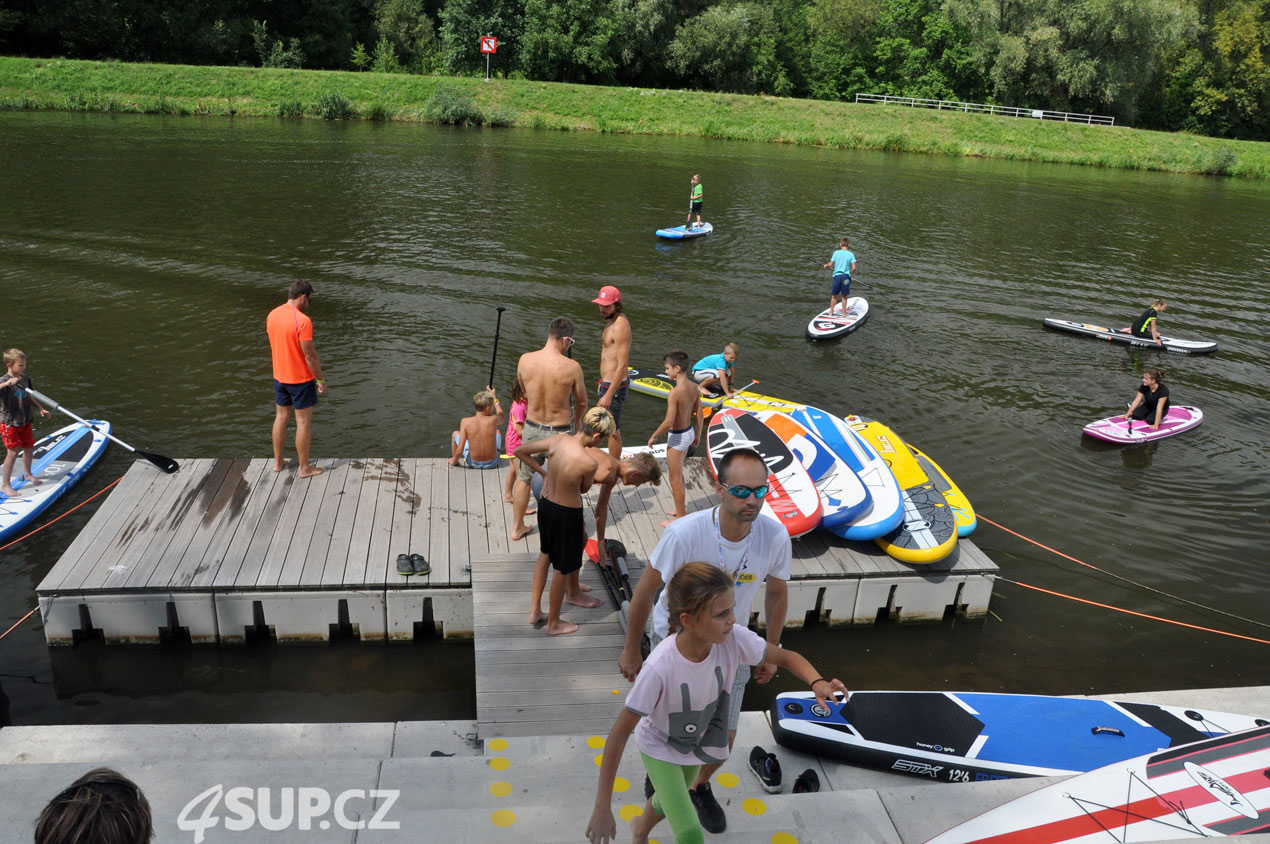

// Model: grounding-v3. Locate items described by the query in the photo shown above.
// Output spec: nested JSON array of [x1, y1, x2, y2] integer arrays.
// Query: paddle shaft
[[26, 388, 179, 474], [488, 306, 506, 389], [810, 259, 871, 287]]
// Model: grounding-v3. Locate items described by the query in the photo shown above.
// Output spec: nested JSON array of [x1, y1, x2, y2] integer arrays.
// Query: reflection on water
[[0, 112, 1267, 726]]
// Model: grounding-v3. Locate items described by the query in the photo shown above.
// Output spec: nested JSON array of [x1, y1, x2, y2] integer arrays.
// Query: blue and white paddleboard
[[655, 222, 713, 240], [772, 690, 1270, 783], [788, 407, 904, 540], [754, 410, 870, 529], [0, 420, 111, 543]]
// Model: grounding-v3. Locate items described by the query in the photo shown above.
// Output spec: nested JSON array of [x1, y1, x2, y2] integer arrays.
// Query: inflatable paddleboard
[[754, 411, 871, 529], [0, 420, 111, 543], [773, 690, 1269, 785], [706, 408, 822, 538], [925, 724, 1270, 843], [627, 365, 729, 408], [655, 222, 713, 239], [1042, 318, 1219, 354], [907, 444, 975, 537], [1083, 405, 1204, 444], [806, 297, 869, 340], [846, 416, 957, 564], [788, 407, 904, 541]]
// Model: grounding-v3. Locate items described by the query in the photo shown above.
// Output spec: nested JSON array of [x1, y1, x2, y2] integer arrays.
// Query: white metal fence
[[854, 94, 1115, 126]]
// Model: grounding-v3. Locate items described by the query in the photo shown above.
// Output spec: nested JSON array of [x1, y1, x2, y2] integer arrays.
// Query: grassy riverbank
[[3, 56, 1268, 178]]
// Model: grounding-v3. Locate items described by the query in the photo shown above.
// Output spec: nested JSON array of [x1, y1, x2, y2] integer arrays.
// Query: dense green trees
[[0, 0, 1265, 139]]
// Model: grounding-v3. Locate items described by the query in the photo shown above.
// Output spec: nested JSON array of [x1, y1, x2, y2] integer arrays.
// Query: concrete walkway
[[2, 686, 1268, 843]]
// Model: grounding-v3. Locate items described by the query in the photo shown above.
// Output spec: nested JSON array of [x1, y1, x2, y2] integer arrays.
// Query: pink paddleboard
[[1083, 405, 1203, 444]]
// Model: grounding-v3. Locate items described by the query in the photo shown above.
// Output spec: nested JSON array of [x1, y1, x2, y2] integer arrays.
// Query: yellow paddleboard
[[907, 444, 976, 537]]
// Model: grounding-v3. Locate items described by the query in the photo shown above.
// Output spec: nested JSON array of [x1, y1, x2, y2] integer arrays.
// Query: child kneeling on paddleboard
[[1123, 368, 1170, 431], [691, 344, 739, 398], [449, 388, 505, 469], [586, 562, 848, 844]]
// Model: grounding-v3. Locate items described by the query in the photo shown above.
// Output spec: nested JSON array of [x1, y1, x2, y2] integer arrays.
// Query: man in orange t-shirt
[[267, 279, 326, 478]]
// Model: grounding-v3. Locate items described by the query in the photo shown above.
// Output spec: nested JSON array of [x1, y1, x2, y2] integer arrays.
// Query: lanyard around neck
[[713, 506, 754, 577]]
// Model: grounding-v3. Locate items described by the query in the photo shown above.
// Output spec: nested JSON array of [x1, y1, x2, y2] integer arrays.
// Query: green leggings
[[641, 752, 703, 844]]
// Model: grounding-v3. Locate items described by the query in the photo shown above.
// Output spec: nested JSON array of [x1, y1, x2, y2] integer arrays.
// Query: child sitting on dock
[[586, 562, 848, 844], [449, 388, 505, 470], [691, 343, 739, 398], [1, 348, 51, 497], [648, 350, 701, 527]]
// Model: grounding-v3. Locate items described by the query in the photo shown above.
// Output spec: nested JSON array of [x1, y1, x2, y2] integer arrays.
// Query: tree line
[[1, 0, 1266, 140]]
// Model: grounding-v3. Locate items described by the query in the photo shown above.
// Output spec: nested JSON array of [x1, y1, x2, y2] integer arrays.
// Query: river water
[[0, 112, 1267, 727]]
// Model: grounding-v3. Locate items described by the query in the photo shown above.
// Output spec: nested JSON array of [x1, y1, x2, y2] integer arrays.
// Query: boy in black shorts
[[516, 407, 616, 636]]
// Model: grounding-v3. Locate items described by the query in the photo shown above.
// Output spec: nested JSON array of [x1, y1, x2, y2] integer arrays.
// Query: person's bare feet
[[1, 485, 17, 496], [503, 493, 513, 503], [448, 457, 460, 466], [273, 459, 287, 473], [577, 582, 592, 593], [21, 473, 42, 486], [298, 464, 325, 478], [528, 609, 546, 627], [511, 525, 533, 541], [524, 508, 537, 517], [546, 620, 579, 636], [564, 593, 602, 609], [660, 515, 683, 528]]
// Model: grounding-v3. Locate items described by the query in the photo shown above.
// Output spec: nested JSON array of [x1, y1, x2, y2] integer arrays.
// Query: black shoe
[[410, 553, 431, 575], [396, 554, 414, 575], [749, 746, 782, 793], [792, 768, 820, 794], [644, 774, 655, 799], [689, 782, 726, 833]]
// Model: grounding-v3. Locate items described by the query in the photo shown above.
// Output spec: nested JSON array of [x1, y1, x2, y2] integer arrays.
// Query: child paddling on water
[[822, 236, 857, 317], [586, 562, 848, 844], [1, 348, 51, 497]]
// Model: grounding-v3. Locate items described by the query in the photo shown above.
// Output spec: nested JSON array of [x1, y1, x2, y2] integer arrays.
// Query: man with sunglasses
[[512, 317, 587, 541], [617, 447, 791, 833]]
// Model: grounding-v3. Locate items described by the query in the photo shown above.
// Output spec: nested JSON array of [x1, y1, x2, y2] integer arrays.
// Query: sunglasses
[[725, 483, 769, 499]]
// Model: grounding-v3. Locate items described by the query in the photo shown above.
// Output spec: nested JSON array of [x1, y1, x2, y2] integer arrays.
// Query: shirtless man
[[516, 407, 614, 636], [593, 286, 632, 458], [511, 317, 587, 541], [588, 449, 661, 566]]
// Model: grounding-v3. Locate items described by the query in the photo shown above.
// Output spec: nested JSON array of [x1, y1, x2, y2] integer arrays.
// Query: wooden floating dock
[[36, 455, 997, 650]]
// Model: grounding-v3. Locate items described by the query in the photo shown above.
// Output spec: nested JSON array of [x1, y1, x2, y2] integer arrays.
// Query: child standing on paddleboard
[[1, 348, 51, 497], [648, 350, 702, 528], [687, 174, 703, 230], [586, 562, 847, 844], [822, 237, 857, 317]]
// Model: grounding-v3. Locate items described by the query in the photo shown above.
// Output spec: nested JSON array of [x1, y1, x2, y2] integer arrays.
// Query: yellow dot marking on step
[[490, 809, 516, 827], [613, 776, 630, 794], [488, 738, 509, 752], [612, 688, 621, 694], [489, 781, 513, 798], [489, 757, 511, 771], [594, 753, 605, 766], [619, 804, 644, 821], [772, 834, 800, 844], [587, 736, 606, 749], [716, 772, 740, 788], [742, 797, 767, 816]]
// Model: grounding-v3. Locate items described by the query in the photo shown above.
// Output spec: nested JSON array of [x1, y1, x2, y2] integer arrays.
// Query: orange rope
[[0, 475, 123, 553], [995, 576, 1270, 646], [0, 606, 37, 641]]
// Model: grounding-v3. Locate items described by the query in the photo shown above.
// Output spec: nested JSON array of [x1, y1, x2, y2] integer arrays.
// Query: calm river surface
[[0, 111, 1267, 726]]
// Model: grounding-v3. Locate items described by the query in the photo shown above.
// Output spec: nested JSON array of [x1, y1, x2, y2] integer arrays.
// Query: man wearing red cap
[[593, 285, 631, 458]]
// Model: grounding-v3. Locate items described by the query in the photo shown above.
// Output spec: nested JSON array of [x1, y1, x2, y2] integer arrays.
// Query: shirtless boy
[[511, 317, 587, 541], [593, 286, 631, 458], [449, 388, 505, 469], [516, 407, 613, 636], [647, 350, 701, 527], [589, 449, 661, 565]]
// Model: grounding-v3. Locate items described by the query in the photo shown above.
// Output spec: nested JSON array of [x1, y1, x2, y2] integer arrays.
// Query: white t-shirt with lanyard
[[649, 508, 792, 640]]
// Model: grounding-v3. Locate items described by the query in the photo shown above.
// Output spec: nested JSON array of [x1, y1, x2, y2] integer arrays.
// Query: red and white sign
[[479, 36, 497, 54]]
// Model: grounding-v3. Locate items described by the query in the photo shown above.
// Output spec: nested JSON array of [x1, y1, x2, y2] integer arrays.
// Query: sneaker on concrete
[[792, 768, 820, 794], [748, 746, 783, 793], [689, 782, 726, 833]]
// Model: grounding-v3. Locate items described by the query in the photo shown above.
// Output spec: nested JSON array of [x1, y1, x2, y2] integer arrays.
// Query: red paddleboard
[[706, 408, 822, 538]]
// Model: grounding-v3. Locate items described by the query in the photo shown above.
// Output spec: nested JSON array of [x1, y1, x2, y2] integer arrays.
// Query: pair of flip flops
[[396, 553, 431, 576]]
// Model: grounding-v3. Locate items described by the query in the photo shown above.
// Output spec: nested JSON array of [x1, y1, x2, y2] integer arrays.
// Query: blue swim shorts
[[274, 379, 318, 410], [832, 273, 851, 297]]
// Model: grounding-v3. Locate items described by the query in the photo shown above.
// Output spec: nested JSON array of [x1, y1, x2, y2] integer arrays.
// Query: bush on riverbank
[[1, 57, 1266, 178]]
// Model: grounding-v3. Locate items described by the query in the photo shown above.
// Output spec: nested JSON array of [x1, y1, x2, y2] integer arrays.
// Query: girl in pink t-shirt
[[503, 379, 528, 503], [586, 563, 848, 844]]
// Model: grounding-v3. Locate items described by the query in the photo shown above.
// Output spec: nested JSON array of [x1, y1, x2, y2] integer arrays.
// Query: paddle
[[26, 388, 179, 474], [488, 305, 506, 389]]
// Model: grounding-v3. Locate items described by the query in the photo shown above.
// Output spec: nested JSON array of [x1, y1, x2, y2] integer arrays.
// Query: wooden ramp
[[472, 552, 641, 738]]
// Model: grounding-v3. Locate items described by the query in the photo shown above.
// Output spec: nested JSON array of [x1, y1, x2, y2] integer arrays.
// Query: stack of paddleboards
[[1083, 405, 1204, 444], [772, 689, 1269, 784], [655, 222, 713, 240], [1042, 318, 1219, 354], [0, 420, 111, 543], [806, 297, 869, 340]]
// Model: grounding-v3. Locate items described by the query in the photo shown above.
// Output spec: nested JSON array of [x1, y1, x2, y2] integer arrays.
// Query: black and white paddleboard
[[1042, 318, 1218, 354], [807, 297, 869, 340]]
